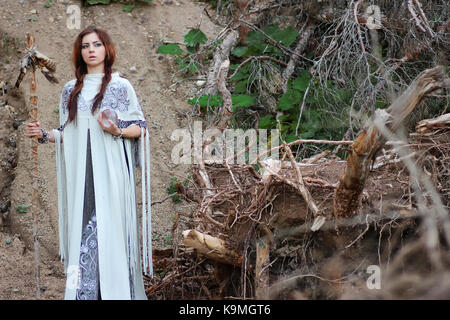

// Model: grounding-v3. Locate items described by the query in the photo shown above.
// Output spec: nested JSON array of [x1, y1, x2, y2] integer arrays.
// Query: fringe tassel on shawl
[[140, 127, 153, 277], [54, 129, 69, 273]]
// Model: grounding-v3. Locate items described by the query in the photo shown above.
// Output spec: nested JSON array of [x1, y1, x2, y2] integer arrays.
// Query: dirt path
[[0, 0, 218, 299]]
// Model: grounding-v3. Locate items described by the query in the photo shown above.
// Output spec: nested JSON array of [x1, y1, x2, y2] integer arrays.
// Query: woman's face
[[81, 32, 106, 70]]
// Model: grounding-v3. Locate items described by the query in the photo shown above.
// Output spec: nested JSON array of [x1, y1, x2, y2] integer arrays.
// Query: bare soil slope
[[0, 0, 218, 299]]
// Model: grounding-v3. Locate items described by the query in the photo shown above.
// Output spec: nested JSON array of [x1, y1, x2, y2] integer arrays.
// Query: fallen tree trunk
[[333, 66, 448, 218], [415, 113, 450, 133], [203, 31, 239, 97], [182, 229, 243, 267]]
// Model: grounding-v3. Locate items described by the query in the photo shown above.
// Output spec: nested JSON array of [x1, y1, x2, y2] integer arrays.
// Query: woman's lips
[[89, 56, 96, 59]]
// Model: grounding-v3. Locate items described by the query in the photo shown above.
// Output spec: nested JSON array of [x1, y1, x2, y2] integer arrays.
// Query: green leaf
[[184, 29, 207, 47], [232, 46, 249, 57], [232, 94, 255, 109], [277, 89, 303, 111], [234, 80, 248, 94], [246, 31, 266, 52], [285, 132, 299, 144], [264, 24, 298, 47], [16, 204, 31, 213], [175, 57, 189, 70], [157, 43, 183, 55], [188, 94, 223, 107], [300, 131, 315, 139], [164, 234, 172, 246], [276, 26, 298, 47], [293, 72, 311, 91], [122, 4, 134, 12], [230, 64, 251, 82], [188, 63, 199, 73], [186, 45, 196, 54], [167, 177, 181, 203], [230, 70, 249, 82], [258, 114, 275, 129], [44, 0, 52, 8]]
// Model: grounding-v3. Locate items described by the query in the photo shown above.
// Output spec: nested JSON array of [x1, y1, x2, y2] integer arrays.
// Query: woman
[[25, 26, 153, 300]]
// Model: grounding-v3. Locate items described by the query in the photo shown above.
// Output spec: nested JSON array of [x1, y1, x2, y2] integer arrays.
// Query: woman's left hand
[[97, 112, 120, 136]]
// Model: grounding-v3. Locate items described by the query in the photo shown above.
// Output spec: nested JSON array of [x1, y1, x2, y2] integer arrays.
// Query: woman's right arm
[[25, 122, 61, 143]]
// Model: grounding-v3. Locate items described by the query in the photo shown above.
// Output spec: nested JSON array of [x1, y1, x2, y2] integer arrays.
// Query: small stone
[[6, 238, 12, 245], [0, 201, 10, 213], [138, 77, 145, 81], [195, 80, 206, 87], [30, 9, 37, 14], [40, 285, 47, 292], [13, 121, 22, 130], [8, 138, 16, 148], [129, 66, 137, 73], [7, 156, 17, 168]]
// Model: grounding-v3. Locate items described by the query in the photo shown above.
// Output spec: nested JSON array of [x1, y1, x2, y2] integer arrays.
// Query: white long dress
[[52, 72, 153, 300]]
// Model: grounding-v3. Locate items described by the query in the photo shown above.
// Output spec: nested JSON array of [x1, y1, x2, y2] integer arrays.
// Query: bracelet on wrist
[[38, 129, 49, 144], [114, 128, 123, 140]]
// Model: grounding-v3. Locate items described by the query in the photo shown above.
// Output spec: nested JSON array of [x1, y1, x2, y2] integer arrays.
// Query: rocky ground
[[0, 0, 219, 299]]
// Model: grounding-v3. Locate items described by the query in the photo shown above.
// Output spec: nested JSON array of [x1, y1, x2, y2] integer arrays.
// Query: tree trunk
[[333, 66, 448, 218]]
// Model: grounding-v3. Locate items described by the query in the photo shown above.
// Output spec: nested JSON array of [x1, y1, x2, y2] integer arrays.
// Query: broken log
[[281, 21, 315, 92], [415, 113, 450, 133], [203, 31, 238, 97], [216, 60, 233, 131], [333, 66, 448, 218], [182, 229, 243, 267]]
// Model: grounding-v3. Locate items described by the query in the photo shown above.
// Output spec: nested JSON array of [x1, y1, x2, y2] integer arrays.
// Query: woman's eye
[[82, 43, 102, 49]]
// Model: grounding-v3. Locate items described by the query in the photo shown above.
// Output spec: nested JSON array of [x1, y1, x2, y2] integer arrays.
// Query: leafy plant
[[167, 177, 181, 203], [2, 34, 9, 55], [188, 94, 223, 109], [184, 29, 207, 51], [16, 204, 31, 213], [157, 43, 183, 55], [122, 4, 134, 12], [157, 28, 208, 74], [164, 234, 172, 247]]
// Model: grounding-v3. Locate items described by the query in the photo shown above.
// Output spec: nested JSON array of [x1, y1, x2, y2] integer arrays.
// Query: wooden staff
[[29, 34, 41, 300], [15, 33, 58, 299]]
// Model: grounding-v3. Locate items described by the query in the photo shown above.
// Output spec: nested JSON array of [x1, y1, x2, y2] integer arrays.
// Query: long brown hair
[[67, 26, 116, 124]]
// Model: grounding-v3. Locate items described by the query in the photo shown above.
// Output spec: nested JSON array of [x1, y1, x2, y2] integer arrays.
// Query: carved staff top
[[15, 33, 58, 88]]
